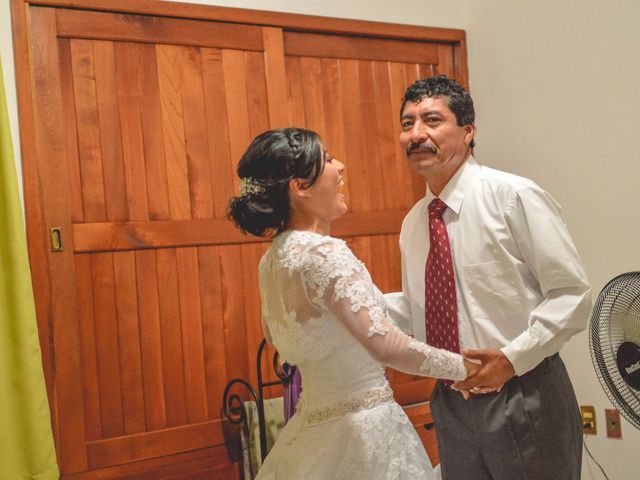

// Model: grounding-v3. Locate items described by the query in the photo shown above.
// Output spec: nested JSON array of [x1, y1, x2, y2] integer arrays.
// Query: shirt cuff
[[500, 330, 544, 376]]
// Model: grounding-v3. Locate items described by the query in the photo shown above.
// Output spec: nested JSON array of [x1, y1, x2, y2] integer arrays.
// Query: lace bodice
[[259, 230, 466, 405]]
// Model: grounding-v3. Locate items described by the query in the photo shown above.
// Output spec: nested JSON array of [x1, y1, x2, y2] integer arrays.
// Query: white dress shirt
[[386, 157, 592, 376]]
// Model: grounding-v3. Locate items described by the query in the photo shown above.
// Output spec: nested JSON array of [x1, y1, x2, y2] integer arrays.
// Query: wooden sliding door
[[281, 30, 459, 405], [12, 0, 468, 478]]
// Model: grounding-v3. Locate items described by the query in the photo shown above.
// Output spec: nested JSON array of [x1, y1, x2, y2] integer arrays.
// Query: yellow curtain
[[0, 55, 60, 479]]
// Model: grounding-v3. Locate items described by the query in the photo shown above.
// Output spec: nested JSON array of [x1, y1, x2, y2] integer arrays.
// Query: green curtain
[[0, 55, 60, 479]]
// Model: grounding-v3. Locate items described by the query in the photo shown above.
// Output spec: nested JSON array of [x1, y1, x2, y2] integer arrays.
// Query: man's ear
[[464, 124, 476, 146], [289, 178, 311, 199]]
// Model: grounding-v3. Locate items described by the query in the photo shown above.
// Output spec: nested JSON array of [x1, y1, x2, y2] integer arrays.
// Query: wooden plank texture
[[156, 248, 188, 427], [86, 420, 228, 468], [114, 42, 150, 221], [201, 48, 234, 219], [135, 249, 168, 431], [70, 38, 107, 223], [93, 40, 128, 222], [28, 6, 89, 472], [65, 447, 236, 480], [139, 43, 171, 221], [56, 8, 264, 51], [30, 0, 467, 43], [262, 27, 289, 128], [113, 251, 146, 435], [285, 31, 439, 64], [356, 60, 385, 211], [156, 44, 191, 221], [176, 248, 208, 423], [74, 254, 101, 441], [91, 253, 125, 438], [198, 246, 227, 419], [179, 47, 215, 220], [72, 211, 407, 252], [338, 58, 370, 212]]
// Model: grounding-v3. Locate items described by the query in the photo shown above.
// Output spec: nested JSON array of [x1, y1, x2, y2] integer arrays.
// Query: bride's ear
[[289, 178, 311, 199]]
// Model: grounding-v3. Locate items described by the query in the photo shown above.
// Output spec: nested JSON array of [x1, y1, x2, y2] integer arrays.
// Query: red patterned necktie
[[424, 198, 460, 354]]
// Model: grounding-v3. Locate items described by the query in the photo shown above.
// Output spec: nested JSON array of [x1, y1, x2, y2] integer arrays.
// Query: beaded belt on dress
[[298, 384, 394, 426]]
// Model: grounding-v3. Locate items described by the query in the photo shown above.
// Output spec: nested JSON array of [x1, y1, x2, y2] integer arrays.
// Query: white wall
[[463, 1, 640, 479], [2, 0, 639, 478]]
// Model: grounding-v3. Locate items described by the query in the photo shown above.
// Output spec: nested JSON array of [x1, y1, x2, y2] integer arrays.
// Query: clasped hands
[[453, 348, 516, 399]]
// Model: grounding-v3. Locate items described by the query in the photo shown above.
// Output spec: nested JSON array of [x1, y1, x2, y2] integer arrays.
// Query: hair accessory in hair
[[239, 176, 265, 196]]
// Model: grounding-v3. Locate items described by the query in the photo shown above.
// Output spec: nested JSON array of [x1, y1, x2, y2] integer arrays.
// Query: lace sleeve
[[295, 238, 467, 381]]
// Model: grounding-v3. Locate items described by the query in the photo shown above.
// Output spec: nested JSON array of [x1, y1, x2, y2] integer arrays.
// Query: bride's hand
[[454, 357, 482, 400], [463, 357, 481, 379]]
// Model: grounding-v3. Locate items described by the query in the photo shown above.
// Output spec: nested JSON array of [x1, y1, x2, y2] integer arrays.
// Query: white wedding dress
[[255, 230, 467, 480]]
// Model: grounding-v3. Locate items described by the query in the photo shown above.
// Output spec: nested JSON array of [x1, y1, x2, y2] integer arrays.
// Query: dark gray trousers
[[430, 354, 582, 480]]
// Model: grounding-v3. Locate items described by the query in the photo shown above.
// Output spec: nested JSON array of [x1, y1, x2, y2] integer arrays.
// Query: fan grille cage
[[589, 272, 640, 430]]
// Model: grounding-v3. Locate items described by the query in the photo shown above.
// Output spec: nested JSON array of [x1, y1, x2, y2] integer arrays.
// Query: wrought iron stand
[[222, 338, 295, 462]]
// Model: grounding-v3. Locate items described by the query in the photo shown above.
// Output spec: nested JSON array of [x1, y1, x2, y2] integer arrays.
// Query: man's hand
[[452, 348, 515, 392]]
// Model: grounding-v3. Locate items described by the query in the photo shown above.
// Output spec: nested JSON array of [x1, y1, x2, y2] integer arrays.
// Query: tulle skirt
[[255, 401, 439, 480]]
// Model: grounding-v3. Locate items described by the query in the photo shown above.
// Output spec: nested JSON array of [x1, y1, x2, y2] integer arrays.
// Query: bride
[[228, 128, 478, 480]]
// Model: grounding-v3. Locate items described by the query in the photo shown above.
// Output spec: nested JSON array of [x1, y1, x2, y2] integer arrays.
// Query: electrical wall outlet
[[580, 405, 597, 434], [605, 409, 622, 439]]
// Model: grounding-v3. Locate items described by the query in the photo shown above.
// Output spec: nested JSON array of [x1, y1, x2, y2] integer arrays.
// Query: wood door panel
[[74, 242, 268, 442], [114, 42, 151, 222], [284, 51, 433, 217], [135, 249, 169, 431], [64, 446, 237, 480], [156, 248, 189, 427], [240, 242, 267, 390], [221, 49, 256, 189], [56, 8, 264, 51], [75, 253, 102, 441], [245, 51, 271, 139], [113, 250, 147, 435], [16, 1, 469, 477], [284, 31, 439, 64], [64, 39, 269, 226], [69, 38, 108, 223], [282, 35, 446, 415], [176, 247, 208, 424], [139, 43, 172, 221], [70, 211, 407, 252], [58, 37, 85, 223], [262, 28, 289, 128], [198, 246, 228, 417], [180, 50, 215, 220], [92, 252, 126, 438], [201, 48, 235, 219], [86, 420, 228, 469], [218, 245, 249, 384], [94, 40, 129, 222], [156, 44, 194, 222]]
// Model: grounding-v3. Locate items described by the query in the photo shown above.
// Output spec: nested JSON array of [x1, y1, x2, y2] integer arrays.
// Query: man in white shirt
[[390, 75, 591, 479]]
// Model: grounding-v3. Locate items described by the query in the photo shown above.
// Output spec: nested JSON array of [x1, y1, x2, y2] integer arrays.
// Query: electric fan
[[589, 272, 640, 430]]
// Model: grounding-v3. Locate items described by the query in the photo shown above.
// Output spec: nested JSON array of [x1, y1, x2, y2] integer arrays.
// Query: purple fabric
[[284, 367, 302, 422]]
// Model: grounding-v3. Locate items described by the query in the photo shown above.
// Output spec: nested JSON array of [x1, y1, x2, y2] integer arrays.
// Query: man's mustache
[[407, 142, 437, 155]]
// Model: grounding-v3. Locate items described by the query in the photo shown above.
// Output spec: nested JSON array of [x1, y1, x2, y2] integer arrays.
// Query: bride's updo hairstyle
[[228, 128, 324, 237]]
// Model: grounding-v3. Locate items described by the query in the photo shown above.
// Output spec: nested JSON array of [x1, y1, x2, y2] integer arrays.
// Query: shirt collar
[[425, 156, 481, 215]]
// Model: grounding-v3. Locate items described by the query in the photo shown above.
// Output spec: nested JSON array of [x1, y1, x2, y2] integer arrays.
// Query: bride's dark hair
[[228, 128, 325, 237]]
